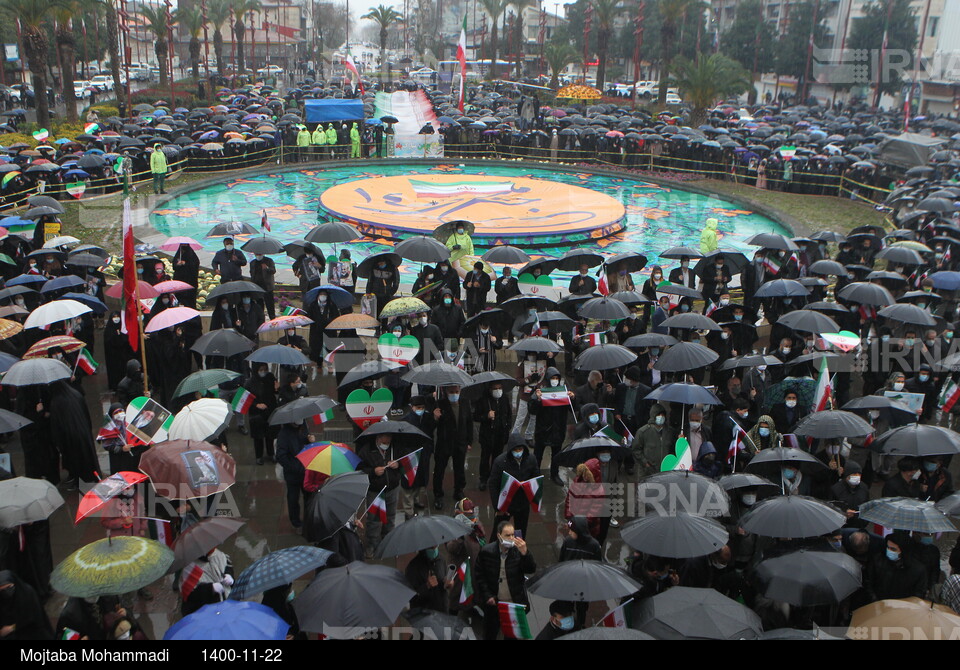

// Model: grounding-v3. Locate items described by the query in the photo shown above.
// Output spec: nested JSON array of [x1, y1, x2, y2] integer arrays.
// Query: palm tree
[[178, 5, 204, 79], [362, 5, 402, 83], [543, 40, 577, 89], [231, 0, 263, 74], [138, 4, 177, 89], [669, 53, 750, 124], [94, 0, 124, 106], [480, 0, 508, 79], [657, 0, 692, 105], [207, 0, 232, 76], [0, 0, 62, 129], [509, 0, 537, 79], [591, 0, 621, 91], [52, 1, 80, 123]]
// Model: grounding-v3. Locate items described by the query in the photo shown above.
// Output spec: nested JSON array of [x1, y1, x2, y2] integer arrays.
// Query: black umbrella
[[404, 608, 477, 640], [745, 446, 827, 476], [777, 310, 840, 334], [338, 360, 403, 388], [462, 308, 506, 332], [401, 361, 473, 387], [578, 296, 630, 320], [268, 396, 337, 425], [837, 282, 894, 307], [876, 246, 925, 265], [604, 252, 648, 273], [518, 311, 575, 336], [303, 472, 371, 542], [660, 313, 721, 331], [871, 424, 960, 457], [374, 515, 469, 558], [653, 342, 718, 372], [356, 252, 402, 278], [756, 549, 862, 606], [809, 231, 846, 244], [636, 470, 730, 517], [718, 473, 779, 491], [606, 290, 651, 306], [806, 300, 852, 315], [754, 279, 810, 298], [190, 328, 255, 357], [630, 587, 763, 640], [292, 563, 416, 635], [205, 280, 266, 303], [525, 560, 642, 602], [554, 436, 626, 467], [621, 513, 729, 558], [717, 354, 782, 371], [305, 221, 361, 245], [746, 233, 799, 251], [207, 221, 258, 237], [808, 259, 847, 276], [693, 250, 749, 276], [646, 383, 723, 406], [462, 371, 520, 400], [508, 337, 563, 354], [482, 246, 530, 264], [518, 256, 560, 276], [841, 396, 917, 424], [560, 628, 655, 640], [793, 410, 874, 439], [247, 344, 311, 366], [557, 249, 605, 272], [573, 344, 637, 371], [240, 236, 285, 255], [656, 284, 703, 300], [623, 333, 679, 348], [877, 303, 937, 327], [739, 495, 845, 538], [501, 295, 557, 314], [660, 246, 703, 260], [395, 237, 450, 264], [358, 420, 430, 440]]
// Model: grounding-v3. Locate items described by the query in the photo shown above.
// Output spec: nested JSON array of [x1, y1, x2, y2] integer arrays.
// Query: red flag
[[598, 272, 609, 296], [122, 199, 139, 352], [261, 209, 271, 232]]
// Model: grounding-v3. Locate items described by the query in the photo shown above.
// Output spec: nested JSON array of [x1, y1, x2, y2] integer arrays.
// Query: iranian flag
[[498, 602, 533, 640], [661, 436, 692, 471], [728, 423, 751, 468], [76, 348, 98, 374], [231, 387, 256, 414], [324, 342, 345, 365], [282, 306, 306, 317], [811, 357, 832, 413], [581, 332, 604, 347], [704, 299, 717, 317], [520, 476, 543, 513], [61, 627, 81, 640], [399, 448, 423, 487], [343, 54, 364, 94], [529, 312, 543, 337], [408, 178, 513, 198], [312, 407, 335, 424], [594, 425, 622, 443], [782, 433, 802, 450], [760, 254, 782, 275], [540, 385, 570, 407], [367, 488, 388, 523], [601, 598, 633, 628], [180, 563, 206, 600], [940, 378, 960, 413], [458, 560, 474, 605], [457, 15, 468, 113], [121, 198, 139, 352], [261, 209, 271, 232], [497, 472, 523, 512]]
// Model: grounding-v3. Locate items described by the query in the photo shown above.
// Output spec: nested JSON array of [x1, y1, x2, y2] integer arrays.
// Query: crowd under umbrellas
[[4, 92, 960, 643]]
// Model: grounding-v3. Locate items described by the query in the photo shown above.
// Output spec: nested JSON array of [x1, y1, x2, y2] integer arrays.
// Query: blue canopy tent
[[304, 100, 364, 124]]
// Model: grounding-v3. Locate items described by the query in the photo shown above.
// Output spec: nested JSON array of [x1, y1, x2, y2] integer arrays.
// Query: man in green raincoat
[[699, 217, 719, 255], [326, 123, 338, 159], [150, 143, 168, 194], [296, 125, 311, 162], [445, 223, 474, 266], [311, 124, 326, 161], [350, 122, 361, 158]]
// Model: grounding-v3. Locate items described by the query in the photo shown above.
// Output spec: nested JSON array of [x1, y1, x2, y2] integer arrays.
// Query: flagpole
[[356, 485, 387, 523], [136, 278, 149, 395]]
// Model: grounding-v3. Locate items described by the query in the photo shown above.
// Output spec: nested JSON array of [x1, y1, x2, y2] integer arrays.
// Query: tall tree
[[231, 0, 263, 74], [670, 52, 751, 123], [773, 0, 828, 86], [543, 39, 577, 88], [480, 0, 508, 78], [207, 0, 232, 76], [509, 0, 537, 79], [591, 0, 622, 90], [657, 0, 693, 104], [92, 0, 123, 107], [847, 0, 917, 98], [138, 4, 178, 88], [0, 0, 62, 129], [53, 1, 80, 122], [362, 5, 403, 83], [178, 5, 204, 79], [720, 0, 776, 82]]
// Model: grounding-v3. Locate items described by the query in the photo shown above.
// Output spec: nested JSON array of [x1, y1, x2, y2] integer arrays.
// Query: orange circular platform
[[318, 174, 627, 245]]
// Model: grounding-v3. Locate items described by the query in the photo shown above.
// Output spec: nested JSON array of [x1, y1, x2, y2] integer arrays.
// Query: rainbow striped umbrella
[[296, 442, 360, 475]]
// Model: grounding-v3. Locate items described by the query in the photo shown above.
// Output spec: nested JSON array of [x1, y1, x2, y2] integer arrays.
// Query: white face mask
[[491, 389, 503, 399], [742, 493, 756, 506], [785, 400, 797, 409], [847, 475, 861, 487], [893, 382, 905, 391]]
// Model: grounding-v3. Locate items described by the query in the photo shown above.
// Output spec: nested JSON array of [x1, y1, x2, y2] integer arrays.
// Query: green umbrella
[[0, 254, 15, 266], [761, 377, 817, 413], [380, 297, 430, 319], [51, 536, 174, 597], [173, 368, 242, 398]]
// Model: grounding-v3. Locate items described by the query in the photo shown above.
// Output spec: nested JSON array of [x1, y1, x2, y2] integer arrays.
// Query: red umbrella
[[75, 471, 149, 523], [105, 280, 159, 300]]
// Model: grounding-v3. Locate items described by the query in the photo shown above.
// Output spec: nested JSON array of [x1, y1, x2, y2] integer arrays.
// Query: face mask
[[444, 298, 452, 306], [392, 329, 402, 337], [447, 393, 460, 403], [924, 461, 938, 472], [286, 329, 296, 337], [847, 273, 856, 280], [741, 493, 756, 506], [783, 298, 793, 306], [161, 297, 169, 305], [378, 262, 386, 269], [559, 616, 575, 631], [420, 317, 428, 326], [920, 536, 934, 545], [378, 441, 390, 451], [456, 229, 465, 235], [680, 304, 690, 312], [781, 347, 791, 355], [318, 295, 328, 303], [719, 298, 729, 306], [917, 304, 927, 311], [512, 448, 525, 459], [733, 313, 743, 322], [881, 335, 890, 342], [652, 273, 661, 281], [629, 313, 637, 320], [137, 267, 144, 274], [904, 339, 915, 347], [242, 297, 251, 305], [426, 548, 439, 560], [893, 382, 905, 391], [847, 475, 861, 487], [598, 453, 612, 463], [850, 305, 859, 313], [759, 427, 770, 437], [785, 400, 797, 409], [550, 378, 561, 387], [491, 389, 503, 399], [886, 549, 900, 562], [112, 316, 121, 324], [255, 254, 264, 261], [738, 411, 749, 420], [500, 538, 515, 549], [689, 421, 701, 431], [221, 303, 229, 311], [297, 382, 305, 389], [116, 630, 131, 641], [225, 245, 234, 251], [782, 468, 796, 481], [721, 332, 729, 340], [113, 412, 125, 423], [414, 408, 425, 416], [912, 470, 921, 481], [480, 328, 490, 335], [947, 332, 954, 340], [757, 365, 767, 372], [680, 260, 689, 268], [655, 415, 665, 426], [650, 348, 660, 357], [919, 374, 930, 383]]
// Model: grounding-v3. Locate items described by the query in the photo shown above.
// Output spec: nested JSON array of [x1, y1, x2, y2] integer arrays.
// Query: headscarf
[[745, 414, 781, 452]]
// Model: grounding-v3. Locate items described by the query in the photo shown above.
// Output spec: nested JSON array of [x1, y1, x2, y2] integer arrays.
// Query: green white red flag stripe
[[520, 475, 543, 513], [940, 378, 960, 412], [458, 560, 473, 605], [408, 178, 513, 197], [367, 487, 388, 524], [811, 357, 832, 412], [312, 407, 335, 424], [457, 15, 468, 113], [399, 448, 423, 487], [540, 385, 570, 407], [76, 347, 98, 375], [601, 598, 633, 627], [497, 472, 522, 512], [498, 602, 533, 639], [231, 388, 256, 414]]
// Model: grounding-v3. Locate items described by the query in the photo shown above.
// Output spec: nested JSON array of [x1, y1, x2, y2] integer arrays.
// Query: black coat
[[487, 449, 539, 514], [568, 274, 597, 295], [275, 424, 307, 481], [473, 393, 513, 448], [357, 442, 402, 492], [405, 552, 448, 612], [435, 397, 474, 454], [473, 542, 537, 606], [430, 303, 465, 340]]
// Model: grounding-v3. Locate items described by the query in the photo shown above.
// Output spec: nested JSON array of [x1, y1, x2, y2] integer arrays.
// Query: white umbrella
[[168, 398, 232, 441], [0, 477, 64, 528], [23, 299, 92, 329], [2, 358, 72, 386], [42, 235, 81, 249]]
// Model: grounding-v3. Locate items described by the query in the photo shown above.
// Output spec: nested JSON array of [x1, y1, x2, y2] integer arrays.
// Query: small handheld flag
[[230, 388, 256, 414]]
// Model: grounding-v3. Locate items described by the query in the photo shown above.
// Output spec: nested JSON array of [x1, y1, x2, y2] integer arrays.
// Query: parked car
[[89, 75, 114, 91], [74, 81, 93, 99], [256, 64, 284, 77]]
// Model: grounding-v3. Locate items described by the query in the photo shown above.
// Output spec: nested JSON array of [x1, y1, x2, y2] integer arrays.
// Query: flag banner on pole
[[367, 488, 388, 523], [728, 423, 751, 463], [540, 385, 570, 407], [498, 602, 533, 640], [343, 54, 364, 94], [147, 517, 174, 547], [458, 560, 473, 605], [61, 628, 81, 640], [939, 379, 960, 413], [617, 418, 635, 445], [581, 332, 604, 347], [812, 356, 832, 413], [324, 342, 345, 365], [497, 472, 523, 512], [782, 433, 802, 450], [261, 209, 271, 232], [456, 15, 468, 113], [520, 476, 543, 513], [597, 272, 609, 296], [601, 598, 634, 628], [76, 348, 98, 375], [121, 198, 139, 352], [761, 255, 782, 275], [230, 388, 256, 414], [312, 407, 335, 424], [593, 425, 622, 443], [399, 448, 423, 487]]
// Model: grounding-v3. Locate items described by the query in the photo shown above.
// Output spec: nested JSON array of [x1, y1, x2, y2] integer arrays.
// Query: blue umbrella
[[0, 216, 33, 230], [163, 601, 289, 640], [229, 546, 333, 600], [61, 292, 107, 314], [304, 284, 353, 309], [0, 352, 18, 373], [7, 274, 48, 287], [41, 275, 85, 294], [929, 271, 960, 291], [54, 138, 72, 145], [63, 169, 90, 180]]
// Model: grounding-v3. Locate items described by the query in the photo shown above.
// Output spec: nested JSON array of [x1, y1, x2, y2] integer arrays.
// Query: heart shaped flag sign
[[518, 272, 559, 301], [84, 122, 99, 134], [660, 436, 692, 472], [66, 181, 86, 199], [345, 388, 394, 430], [32, 129, 49, 142], [377, 333, 420, 365]]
